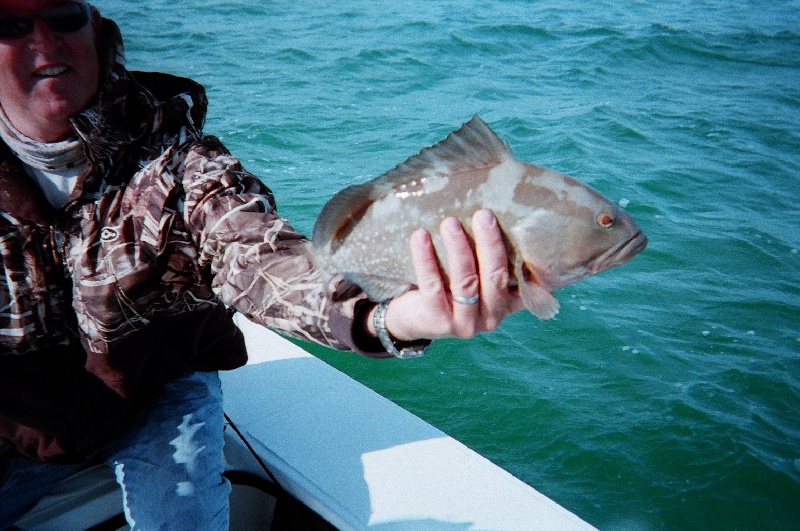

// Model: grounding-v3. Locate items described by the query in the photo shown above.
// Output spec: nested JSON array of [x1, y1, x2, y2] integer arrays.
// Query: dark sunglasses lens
[[42, 3, 90, 33], [0, 3, 89, 39], [0, 17, 34, 39]]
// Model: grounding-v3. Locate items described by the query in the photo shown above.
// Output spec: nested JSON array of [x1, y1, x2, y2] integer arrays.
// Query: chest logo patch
[[101, 227, 119, 242]]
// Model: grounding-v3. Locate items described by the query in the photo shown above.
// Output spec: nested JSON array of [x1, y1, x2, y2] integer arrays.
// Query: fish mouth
[[543, 230, 648, 291], [594, 230, 648, 272]]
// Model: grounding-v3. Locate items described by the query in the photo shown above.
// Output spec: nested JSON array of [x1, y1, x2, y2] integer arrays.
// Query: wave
[[564, 24, 800, 69]]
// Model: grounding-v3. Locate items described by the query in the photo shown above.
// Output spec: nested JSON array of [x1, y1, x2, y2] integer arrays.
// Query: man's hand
[[374, 209, 525, 342]]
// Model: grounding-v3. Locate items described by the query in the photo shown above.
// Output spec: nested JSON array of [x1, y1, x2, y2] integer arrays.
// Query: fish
[[308, 116, 647, 319]]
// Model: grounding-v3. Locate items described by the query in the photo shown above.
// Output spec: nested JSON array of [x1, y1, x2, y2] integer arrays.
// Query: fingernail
[[475, 209, 495, 227], [443, 217, 463, 235], [410, 228, 428, 245]]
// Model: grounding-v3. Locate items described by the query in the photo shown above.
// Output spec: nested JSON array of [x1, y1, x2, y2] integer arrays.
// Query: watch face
[[373, 300, 429, 358]]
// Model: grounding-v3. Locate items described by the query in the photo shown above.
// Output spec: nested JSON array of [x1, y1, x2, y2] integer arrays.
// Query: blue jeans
[[0, 371, 231, 530]]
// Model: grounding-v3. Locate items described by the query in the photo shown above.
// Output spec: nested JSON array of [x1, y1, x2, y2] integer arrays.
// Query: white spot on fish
[[619, 198, 630, 208], [486, 159, 525, 205], [423, 175, 449, 194], [510, 208, 556, 233]]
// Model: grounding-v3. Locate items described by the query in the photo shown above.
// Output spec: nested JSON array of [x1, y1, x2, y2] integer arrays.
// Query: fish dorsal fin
[[312, 116, 513, 251], [381, 115, 514, 185]]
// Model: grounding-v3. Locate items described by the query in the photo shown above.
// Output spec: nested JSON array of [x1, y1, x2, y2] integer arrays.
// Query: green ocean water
[[103, 0, 799, 528]]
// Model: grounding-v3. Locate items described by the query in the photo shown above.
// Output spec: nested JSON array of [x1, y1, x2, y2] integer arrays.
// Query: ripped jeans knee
[[105, 371, 230, 530]]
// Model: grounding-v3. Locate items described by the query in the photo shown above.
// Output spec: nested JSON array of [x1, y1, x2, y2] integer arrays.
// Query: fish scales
[[309, 116, 647, 319]]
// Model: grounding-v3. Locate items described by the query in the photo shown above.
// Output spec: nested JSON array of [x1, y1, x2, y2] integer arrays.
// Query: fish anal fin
[[346, 272, 412, 302]]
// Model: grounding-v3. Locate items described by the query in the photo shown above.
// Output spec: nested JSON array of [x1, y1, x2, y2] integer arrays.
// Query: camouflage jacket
[[0, 19, 377, 461]]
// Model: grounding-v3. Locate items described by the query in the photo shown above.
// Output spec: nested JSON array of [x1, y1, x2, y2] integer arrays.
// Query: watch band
[[373, 299, 430, 359]]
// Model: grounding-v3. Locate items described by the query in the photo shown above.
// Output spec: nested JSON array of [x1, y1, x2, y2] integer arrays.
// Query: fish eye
[[597, 211, 615, 229]]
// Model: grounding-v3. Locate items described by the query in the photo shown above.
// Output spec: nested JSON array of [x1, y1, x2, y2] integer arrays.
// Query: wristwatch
[[373, 299, 430, 359]]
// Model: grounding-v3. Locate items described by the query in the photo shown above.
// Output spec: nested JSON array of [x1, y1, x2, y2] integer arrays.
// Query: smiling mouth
[[34, 66, 69, 78]]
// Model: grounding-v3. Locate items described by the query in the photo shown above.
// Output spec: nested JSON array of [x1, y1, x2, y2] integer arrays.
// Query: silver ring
[[452, 294, 480, 305]]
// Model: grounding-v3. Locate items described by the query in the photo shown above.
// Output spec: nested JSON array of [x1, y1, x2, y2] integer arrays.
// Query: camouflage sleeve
[[180, 135, 381, 354]]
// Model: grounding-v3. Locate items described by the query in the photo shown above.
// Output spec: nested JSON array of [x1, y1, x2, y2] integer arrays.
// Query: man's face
[[0, 0, 100, 142]]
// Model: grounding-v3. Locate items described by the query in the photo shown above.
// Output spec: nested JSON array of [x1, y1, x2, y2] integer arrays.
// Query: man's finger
[[409, 228, 446, 298], [472, 209, 512, 330], [439, 217, 481, 337]]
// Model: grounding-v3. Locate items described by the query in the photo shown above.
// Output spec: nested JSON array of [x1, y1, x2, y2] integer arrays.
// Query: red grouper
[[307, 116, 648, 319]]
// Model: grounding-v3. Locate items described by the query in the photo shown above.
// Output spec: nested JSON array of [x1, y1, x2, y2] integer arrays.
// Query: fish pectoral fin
[[519, 281, 560, 320]]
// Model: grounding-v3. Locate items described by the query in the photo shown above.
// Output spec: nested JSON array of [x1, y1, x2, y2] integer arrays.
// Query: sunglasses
[[0, 2, 91, 40]]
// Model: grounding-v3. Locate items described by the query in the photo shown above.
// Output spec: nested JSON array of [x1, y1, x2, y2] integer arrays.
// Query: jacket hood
[[68, 17, 208, 190]]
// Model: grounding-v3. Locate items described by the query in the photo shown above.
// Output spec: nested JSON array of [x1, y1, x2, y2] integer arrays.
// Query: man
[[0, 1, 523, 528]]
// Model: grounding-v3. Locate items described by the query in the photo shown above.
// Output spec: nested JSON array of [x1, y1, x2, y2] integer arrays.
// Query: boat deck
[[13, 315, 595, 530]]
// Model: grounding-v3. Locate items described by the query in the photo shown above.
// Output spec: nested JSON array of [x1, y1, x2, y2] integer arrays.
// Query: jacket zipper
[[53, 226, 66, 259]]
